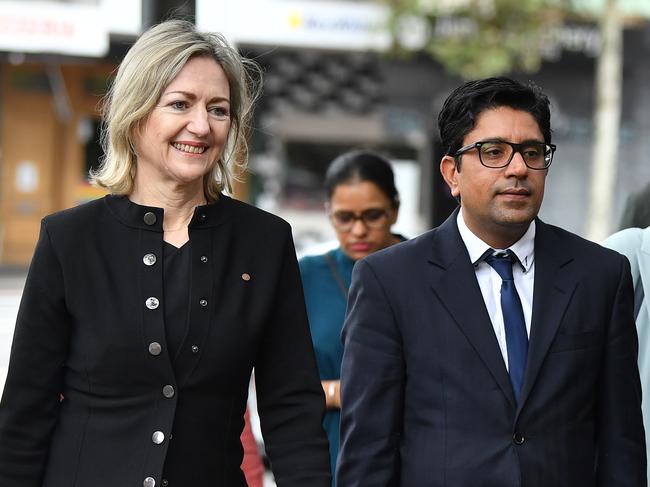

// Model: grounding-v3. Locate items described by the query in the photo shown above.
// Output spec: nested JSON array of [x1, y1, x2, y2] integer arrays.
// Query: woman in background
[[0, 20, 330, 487], [299, 150, 405, 484]]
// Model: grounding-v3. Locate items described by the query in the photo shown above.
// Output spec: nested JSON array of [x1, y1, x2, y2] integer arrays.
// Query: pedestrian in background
[[603, 225, 650, 484], [619, 182, 650, 230], [0, 20, 330, 487], [241, 408, 265, 487], [299, 150, 405, 484]]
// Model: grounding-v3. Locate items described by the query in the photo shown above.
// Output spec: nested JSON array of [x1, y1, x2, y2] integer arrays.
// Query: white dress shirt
[[456, 209, 535, 371]]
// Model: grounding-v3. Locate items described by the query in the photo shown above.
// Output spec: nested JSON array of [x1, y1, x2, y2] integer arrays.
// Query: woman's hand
[[321, 380, 341, 410]]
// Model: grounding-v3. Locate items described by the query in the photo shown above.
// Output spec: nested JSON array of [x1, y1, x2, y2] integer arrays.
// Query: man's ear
[[440, 155, 460, 198]]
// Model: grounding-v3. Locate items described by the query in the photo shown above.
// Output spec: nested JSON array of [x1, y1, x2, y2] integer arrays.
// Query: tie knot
[[484, 249, 516, 281]]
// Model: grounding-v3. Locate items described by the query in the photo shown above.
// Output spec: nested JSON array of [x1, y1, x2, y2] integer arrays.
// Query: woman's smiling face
[[133, 55, 231, 190]]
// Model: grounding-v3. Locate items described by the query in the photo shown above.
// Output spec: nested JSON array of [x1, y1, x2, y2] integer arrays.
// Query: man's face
[[440, 106, 548, 249]]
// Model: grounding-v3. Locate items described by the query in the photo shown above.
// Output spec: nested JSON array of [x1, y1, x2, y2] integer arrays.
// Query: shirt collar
[[456, 208, 535, 273]]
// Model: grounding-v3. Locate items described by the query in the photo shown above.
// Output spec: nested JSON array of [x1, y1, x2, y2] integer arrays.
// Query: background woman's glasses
[[329, 208, 390, 231]]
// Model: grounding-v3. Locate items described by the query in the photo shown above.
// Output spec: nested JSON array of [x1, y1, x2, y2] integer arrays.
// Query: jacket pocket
[[549, 331, 599, 353]]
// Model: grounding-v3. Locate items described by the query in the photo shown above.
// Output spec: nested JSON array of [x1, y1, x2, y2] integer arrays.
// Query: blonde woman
[[0, 20, 330, 487]]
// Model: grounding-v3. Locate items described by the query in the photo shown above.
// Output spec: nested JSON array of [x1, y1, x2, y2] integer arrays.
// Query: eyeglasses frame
[[453, 139, 557, 170], [327, 207, 392, 232]]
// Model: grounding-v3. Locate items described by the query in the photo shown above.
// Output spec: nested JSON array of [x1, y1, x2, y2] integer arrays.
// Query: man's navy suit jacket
[[337, 209, 646, 487]]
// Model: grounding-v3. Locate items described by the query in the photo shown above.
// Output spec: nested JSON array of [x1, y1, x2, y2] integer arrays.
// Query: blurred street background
[[2, 0, 650, 485], [2, 0, 650, 269]]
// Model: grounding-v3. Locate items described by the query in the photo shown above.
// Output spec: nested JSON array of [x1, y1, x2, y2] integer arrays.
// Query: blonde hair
[[91, 20, 261, 199]]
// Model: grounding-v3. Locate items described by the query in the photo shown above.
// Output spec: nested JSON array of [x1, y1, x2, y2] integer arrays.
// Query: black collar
[[104, 194, 233, 232]]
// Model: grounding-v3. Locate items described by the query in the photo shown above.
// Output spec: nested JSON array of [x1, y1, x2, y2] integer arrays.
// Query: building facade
[[2, 0, 650, 264], [0, 0, 142, 265]]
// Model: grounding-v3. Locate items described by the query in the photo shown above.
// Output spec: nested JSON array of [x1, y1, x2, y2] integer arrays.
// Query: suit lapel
[[517, 220, 577, 409], [428, 210, 516, 407]]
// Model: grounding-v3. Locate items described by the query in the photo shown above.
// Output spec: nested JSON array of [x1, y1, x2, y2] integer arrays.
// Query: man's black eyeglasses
[[453, 140, 556, 170]]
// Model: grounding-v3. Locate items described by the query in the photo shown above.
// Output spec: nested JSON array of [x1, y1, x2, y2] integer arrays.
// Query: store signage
[[197, 0, 391, 51], [197, 0, 644, 54], [0, 1, 109, 57]]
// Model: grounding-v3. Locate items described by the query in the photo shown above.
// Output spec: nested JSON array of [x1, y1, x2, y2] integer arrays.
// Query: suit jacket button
[[200, 255, 208, 263], [152, 431, 165, 444], [162, 385, 175, 398], [143, 477, 156, 487], [143, 253, 157, 266], [161, 480, 169, 487], [143, 212, 157, 225], [513, 432, 525, 445], [146, 297, 160, 310], [199, 298, 208, 307], [148, 342, 162, 356], [191, 345, 199, 353]]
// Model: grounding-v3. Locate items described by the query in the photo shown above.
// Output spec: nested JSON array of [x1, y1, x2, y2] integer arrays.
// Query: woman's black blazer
[[0, 194, 331, 487]]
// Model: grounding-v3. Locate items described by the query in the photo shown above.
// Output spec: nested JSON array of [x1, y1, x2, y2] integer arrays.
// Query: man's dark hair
[[438, 77, 552, 164], [324, 150, 399, 208]]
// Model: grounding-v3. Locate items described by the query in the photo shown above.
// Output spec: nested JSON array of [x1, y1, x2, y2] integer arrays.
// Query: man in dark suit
[[337, 77, 646, 486]]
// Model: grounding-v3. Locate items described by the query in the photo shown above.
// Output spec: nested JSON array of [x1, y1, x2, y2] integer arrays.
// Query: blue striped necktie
[[484, 250, 528, 402]]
